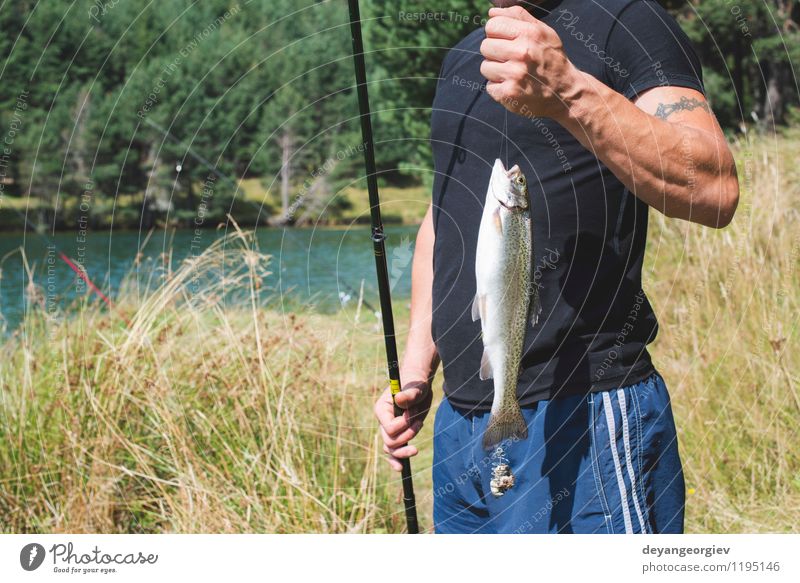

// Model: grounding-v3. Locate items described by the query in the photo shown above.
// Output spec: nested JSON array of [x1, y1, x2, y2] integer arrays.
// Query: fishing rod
[[346, 0, 418, 534]]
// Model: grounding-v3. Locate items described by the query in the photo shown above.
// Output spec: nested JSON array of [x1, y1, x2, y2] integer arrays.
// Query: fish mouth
[[495, 158, 522, 180], [492, 158, 529, 211], [496, 159, 522, 180], [506, 164, 522, 180]]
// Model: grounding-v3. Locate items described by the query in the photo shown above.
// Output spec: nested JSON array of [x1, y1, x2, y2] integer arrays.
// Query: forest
[[0, 0, 798, 229]]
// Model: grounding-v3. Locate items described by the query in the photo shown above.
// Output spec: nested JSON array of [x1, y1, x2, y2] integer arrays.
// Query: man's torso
[[430, 0, 663, 410]]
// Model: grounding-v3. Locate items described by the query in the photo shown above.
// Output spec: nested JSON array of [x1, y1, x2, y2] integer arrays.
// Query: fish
[[472, 158, 540, 450]]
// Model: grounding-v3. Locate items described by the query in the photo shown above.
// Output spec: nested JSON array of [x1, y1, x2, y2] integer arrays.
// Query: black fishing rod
[[346, 0, 418, 534]]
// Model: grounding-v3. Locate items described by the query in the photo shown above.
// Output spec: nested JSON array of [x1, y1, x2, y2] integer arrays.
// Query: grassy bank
[[0, 179, 431, 233], [1, 133, 798, 533], [0, 231, 420, 533], [237, 178, 431, 226]]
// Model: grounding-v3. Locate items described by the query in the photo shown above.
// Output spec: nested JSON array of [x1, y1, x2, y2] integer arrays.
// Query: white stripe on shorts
[[603, 391, 633, 534], [617, 388, 647, 533]]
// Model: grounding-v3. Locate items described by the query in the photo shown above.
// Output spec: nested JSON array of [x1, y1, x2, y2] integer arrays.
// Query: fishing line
[[504, 107, 509, 168], [498, 106, 510, 168]]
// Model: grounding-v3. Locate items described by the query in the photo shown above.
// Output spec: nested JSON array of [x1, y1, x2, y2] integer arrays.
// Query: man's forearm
[[401, 204, 440, 383], [554, 71, 739, 228]]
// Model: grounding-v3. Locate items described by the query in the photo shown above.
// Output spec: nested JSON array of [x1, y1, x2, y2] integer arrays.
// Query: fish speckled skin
[[473, 159, 539, 450]]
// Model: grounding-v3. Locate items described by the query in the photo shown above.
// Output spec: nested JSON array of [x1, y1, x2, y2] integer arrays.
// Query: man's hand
[[480, 5, 579, 120], [479, 5, 738, 227], [374, 375, 433, 471]]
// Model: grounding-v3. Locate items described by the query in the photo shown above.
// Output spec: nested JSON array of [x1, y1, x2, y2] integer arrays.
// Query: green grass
[[0, 133, 798, 533], [238, 177, 430, 225], [0, 177, 429, 233]]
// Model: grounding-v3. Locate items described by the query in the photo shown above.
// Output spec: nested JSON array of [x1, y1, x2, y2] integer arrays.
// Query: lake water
[[0, 225, 418, 331]]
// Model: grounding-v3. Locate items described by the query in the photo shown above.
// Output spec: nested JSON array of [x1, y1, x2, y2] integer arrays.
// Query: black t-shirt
[[430, 0, 704, 411]]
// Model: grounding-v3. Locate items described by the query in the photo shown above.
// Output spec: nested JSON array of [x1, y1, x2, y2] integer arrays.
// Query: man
[[374, 0, 739, 533]]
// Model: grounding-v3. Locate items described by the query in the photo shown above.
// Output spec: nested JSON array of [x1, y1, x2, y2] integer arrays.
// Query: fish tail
[[483, 403, 528, 450]]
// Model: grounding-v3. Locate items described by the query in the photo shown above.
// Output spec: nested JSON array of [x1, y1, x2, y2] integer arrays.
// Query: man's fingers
[[375, 385, 427, 436], [380, 420, 423, 448], [480, 37, 522, 63], [385, 456, 403, 472], [377, 410, 410, 437], [482, 60, 530, 85], [383, 442, 419, 460], [480, 59, 507, 83], [485, 15, 529, 40], [374, 381, 428, 468], [393, 386, 425, 409], [486, 80, 518, 105], [488, 5, 539, 24], [373, 391, 399, 427], [382, 442, 418, 472]]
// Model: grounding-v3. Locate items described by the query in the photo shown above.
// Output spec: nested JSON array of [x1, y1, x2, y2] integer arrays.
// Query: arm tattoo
[[654, 96, 710, 120]]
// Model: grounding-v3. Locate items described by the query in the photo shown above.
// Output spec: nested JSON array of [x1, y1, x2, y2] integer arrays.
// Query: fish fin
[[493, 206, 503, 235], [483, 403, 528, 450], [471, 293, 487, 322], [479, 348, 493, 380]]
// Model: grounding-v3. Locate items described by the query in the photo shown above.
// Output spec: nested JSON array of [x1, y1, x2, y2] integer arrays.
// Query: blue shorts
[[432, 372, 685, 533]]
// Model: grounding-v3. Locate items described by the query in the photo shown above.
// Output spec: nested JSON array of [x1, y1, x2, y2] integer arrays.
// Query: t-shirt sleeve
[[605, 0, 704, 100]]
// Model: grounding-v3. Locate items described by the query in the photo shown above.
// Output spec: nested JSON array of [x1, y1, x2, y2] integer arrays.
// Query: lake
[[0, 225, 418, 331]]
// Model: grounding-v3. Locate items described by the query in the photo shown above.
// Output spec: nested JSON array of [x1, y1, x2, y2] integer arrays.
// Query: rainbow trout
[[473, 159, 540, 450]]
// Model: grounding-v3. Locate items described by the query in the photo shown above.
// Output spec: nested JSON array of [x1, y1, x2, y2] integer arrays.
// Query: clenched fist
[[480, 5, 580, 121]]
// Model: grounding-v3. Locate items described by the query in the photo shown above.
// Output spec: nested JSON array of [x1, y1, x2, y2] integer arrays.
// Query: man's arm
[[399, 203, 440, 382], [479, 6, 739, 228], [374, 203, 440, 471], [557, 81, 738, 228]]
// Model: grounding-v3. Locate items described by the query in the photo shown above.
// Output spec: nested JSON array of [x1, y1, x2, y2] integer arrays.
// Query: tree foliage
[[0, 1, 796, 229]]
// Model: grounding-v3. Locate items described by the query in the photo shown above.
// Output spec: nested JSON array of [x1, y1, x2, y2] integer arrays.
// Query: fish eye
[[515, 175, 526, 187]]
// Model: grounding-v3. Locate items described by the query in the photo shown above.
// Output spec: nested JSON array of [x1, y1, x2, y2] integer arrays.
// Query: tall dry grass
[[0, 132, 798, 533], [646, 129, 800, 532], [0, 228, 405, 533]]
